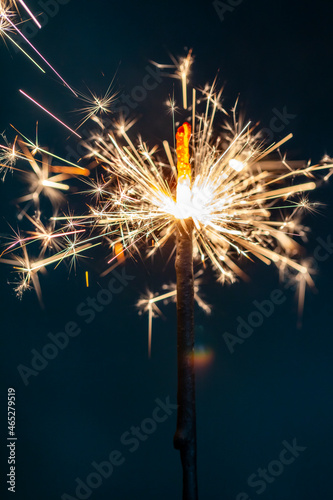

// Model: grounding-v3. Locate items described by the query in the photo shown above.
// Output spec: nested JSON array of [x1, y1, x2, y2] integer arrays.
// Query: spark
[[137, 275, 211, 356], [289, 196, 323, 217], [2, 13, 77, 95], [19, 90, 82, 138], [0, 1, 14, 35], [10, 126, 90, 173], [114, 242, 125, 265], [78, 78, 332, 297], [0, 133, 18, 175], [0, 133, 89, 214], [1, 244, 44, 304], [2, 50, 332, 328], [76, 174, 110, 200], [152, 50, 194, 109], [2, 30, 45, 72], [75, 78, 118, 128], [16, 0, 41, 28]]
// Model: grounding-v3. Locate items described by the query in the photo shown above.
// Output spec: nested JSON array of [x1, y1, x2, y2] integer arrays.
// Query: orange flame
[[114, 242, 125, 264]]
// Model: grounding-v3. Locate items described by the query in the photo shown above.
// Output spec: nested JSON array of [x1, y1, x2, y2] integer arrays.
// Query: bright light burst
[[137, 271, 211, 357], [0, 131, 90, 214], [16, 0, 41, 28], [75, 77, 119, 128], [82, 89, 331, 289]]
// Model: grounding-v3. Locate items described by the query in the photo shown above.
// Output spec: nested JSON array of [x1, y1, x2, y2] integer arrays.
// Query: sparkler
[[19, 90, 82, 138], [16, 0, 41, 28], [1, 33, 332, 498]]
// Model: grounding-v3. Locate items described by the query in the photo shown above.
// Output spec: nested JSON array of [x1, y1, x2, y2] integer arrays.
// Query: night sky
[[1, 1, 333, 499]]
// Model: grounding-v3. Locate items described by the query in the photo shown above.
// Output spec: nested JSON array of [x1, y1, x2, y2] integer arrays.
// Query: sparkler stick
[[173, 122, 198, 500]]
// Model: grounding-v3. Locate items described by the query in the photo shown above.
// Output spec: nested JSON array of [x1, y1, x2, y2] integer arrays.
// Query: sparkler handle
[[174, 219, 198, 500]]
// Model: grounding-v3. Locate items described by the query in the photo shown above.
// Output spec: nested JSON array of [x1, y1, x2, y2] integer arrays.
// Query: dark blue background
[[1, 1, 333, 499]]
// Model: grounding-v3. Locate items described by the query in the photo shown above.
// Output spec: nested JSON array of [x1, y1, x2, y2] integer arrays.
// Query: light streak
[[19, 90, 82, 138], [114, 242, 125, 264], [10, 126, 89, 172], [42, 179, 70, 190], [4, 14, 77, 95], [25, 242, 99, 272], [151, 50, 194, 108], [2, 31, 45, 72], [17, 0, 41, 28]]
